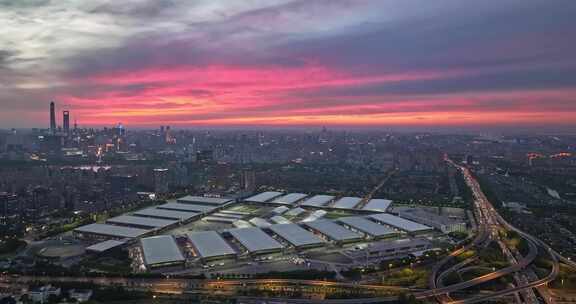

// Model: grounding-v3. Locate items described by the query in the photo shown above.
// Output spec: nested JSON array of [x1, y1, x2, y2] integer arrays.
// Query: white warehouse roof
[[228, 227, 283, 253], [244, 192, 284, 203], [177, 195, 232, 205], [249, 217, 272, 228], [272, 206, 290, 214], [333, 197, 362, 209], [362, 199, 392, 212], [204, 216, 236, 223], [269, 224, 324, 248], [212, 212, 244, 219], [220, 210, 250, 216], [302, 210, 327, 222], [141, 235, 185, 267], [285, 207, 306, 217], [233, 220, 253, 229], [304, 220, 363, 242], [272, 193, 308, 205], [301, 195, 334, 207], [75, 223, 150, 239], [270, 215, 291, 224], [369, 213, 432, 233], [188, 231, 236, 259], [338, 217, 397, 238], [133, 208, 198, 221], [157, 202, 215, 213], [106, 215, 177, 229]]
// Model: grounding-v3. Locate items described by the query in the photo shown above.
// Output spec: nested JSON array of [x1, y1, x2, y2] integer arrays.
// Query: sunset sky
[[1, 0, 575, 129]]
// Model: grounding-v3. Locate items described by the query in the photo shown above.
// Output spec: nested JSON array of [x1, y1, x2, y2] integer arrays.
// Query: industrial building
[[212, 212, 244, 219], [396, 208, 467, 234], [140, 235, 185, 269], [337, 216, 398, 239], [203, 216, 236, 223], [133, 208, 198, 221], [270, 215, 291, 224], [285, 207, 306, 217], [347, 238, 431, 260], [300, 195, 334, 207], [249, 217, 272, 228], [268, 224, 325, 249], [220, 210, 250, 216], [272, 193, 308, 205], [85, 240, 125, 254], [302, 210, 327, 222], [106, 215, 178, 230], [304, 220, 363, 244], [233, 220, 252, 229], [244, 191, 284, 203], [333, 197, 362, 209], [362, 199, 393, 212], [157, 202, 214, 213], [74, 223, 151, 240], [188, 231, 237, 262], [227, 227, 284, 254], [368, 213, 433, 234], [177, 195, 232, 206], [272, 206, 290, 215]]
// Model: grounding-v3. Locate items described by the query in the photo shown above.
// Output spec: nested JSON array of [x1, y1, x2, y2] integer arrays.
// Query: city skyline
[[1, 1, 576, 130]]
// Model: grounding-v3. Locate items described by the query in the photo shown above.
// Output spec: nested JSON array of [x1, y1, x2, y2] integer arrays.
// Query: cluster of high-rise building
[[49, 101, 74, 135]]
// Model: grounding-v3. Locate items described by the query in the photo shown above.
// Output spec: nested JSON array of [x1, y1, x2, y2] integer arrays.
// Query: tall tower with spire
[[50, 101, 56, 134], [63, 110, 70, 135]]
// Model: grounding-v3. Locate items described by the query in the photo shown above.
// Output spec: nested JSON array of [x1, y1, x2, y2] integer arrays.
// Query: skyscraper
[[241, 169, 256, 192], [153, 168, 170, 194], [49, 102, 56, 134], [63, 110, 70, 135]]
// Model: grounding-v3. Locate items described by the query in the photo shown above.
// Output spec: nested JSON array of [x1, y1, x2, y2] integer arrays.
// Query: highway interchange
[[1, 158, 574, 303]]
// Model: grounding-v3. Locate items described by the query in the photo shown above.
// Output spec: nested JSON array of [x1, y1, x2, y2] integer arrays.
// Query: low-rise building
[[188, 231, 237, 262], [397, 208, 467, 234], [347, 238, 431, 260], [304, 220, 363, 244], [140, 235, 185, 269]]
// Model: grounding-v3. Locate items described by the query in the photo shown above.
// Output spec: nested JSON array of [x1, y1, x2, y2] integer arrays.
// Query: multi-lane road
[[435, 159, 560, 304]]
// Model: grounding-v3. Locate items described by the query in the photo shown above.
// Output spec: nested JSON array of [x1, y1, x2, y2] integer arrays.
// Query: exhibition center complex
[[74, 192, 465, 271]]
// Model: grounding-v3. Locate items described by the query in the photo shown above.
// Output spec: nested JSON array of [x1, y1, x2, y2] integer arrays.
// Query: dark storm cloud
[[63, 0, 576, 90], [0, 49, 17, 67], [297, 66, 576, 98], [277, 1, 576, 73]]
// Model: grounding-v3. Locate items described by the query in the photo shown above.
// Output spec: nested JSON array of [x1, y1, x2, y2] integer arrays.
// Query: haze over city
[[1, 0, 576, 130]]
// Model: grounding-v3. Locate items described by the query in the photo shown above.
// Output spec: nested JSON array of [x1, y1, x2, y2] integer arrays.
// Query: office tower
[[0, 192, 20, 227], [165, 125, 176, 144], [29, 186, 49, 222], [63, 110, 70, 134], [196, 150, 214, 162], [241, 169, 256, 192], [153, 168, 170, 194], [49, 102, 56, 134]]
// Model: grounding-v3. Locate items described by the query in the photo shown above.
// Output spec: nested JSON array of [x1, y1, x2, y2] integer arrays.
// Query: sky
[[1, 0, 576, 130]]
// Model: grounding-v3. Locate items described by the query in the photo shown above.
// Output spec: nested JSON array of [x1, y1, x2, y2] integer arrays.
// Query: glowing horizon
[[1, 1, 575, 129]]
